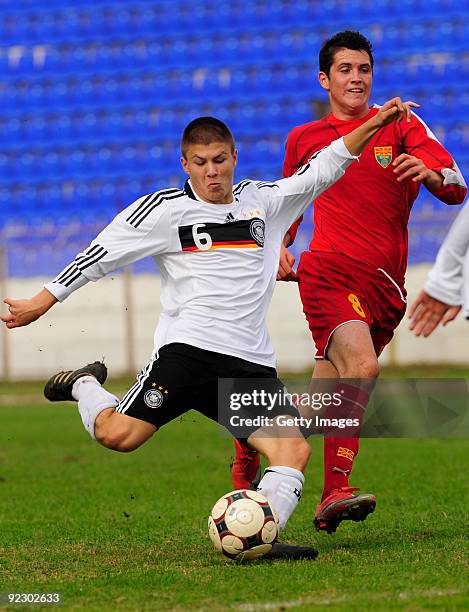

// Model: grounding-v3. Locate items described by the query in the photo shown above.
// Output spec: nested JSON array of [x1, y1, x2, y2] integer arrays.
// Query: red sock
[[322, 382, 370, 501]]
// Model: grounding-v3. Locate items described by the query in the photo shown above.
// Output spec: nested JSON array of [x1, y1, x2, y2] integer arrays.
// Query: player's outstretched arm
[[408, 290, 461, 337], [1, 289, 58, 329], [343, 97, 419, 156], [411, 202, 469, 337]]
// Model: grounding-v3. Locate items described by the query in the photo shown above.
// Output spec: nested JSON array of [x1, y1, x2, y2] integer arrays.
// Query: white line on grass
[[234, 588, 463, 611]]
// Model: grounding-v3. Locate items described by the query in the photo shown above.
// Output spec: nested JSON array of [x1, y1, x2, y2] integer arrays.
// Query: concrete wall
[[1, 264, 468, 380]]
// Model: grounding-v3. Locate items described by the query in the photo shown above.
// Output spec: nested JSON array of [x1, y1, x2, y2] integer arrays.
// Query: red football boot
[[231, 439, 261, 490], [314, 487, 376, 534]]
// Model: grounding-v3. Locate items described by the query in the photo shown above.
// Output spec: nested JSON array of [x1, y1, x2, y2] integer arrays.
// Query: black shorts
[[115, 343, 298, 438]]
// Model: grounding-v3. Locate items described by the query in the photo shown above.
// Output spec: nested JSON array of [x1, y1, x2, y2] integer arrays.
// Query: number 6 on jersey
[[192, 224, 213, 251]]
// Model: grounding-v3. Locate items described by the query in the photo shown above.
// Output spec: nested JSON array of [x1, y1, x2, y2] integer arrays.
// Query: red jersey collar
[[325, 106, 378, 126]]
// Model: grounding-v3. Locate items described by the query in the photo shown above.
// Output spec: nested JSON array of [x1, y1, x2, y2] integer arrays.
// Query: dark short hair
[[181, 116, 235, 158], [319, 31, 374, 75]]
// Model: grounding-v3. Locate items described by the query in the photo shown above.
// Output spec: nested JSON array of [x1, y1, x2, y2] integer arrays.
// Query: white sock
[[72, 376, 119, 439], [256, 465, 305, 530]]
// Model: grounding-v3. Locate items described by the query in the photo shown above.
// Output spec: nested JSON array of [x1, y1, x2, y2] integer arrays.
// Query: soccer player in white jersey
[[409, 200, 469, 336], [2, 99, 414, 559]]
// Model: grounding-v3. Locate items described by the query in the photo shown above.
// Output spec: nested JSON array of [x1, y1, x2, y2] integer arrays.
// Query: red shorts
[[297, 251, 407, 359]]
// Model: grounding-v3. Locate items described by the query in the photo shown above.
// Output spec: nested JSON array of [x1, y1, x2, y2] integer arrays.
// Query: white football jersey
[[45, 137, 356, 367]]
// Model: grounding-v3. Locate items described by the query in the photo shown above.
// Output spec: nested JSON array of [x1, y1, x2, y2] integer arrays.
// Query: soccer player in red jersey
[[232, 31, 467, 533]]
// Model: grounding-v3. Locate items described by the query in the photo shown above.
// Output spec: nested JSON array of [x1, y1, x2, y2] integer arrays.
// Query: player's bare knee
[[358, 358, 380, 379], [341, 357, 379, 380]]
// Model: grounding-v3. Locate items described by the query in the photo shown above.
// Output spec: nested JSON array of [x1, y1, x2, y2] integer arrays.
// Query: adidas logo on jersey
[[224, 213, 235, 223]]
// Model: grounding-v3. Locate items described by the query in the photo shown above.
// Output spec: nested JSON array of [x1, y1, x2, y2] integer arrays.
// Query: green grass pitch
[[0, 369, 468, 611]]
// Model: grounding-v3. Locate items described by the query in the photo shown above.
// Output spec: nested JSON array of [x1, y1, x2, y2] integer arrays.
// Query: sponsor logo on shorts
[[337, 447, 355, 461], [374, 146, 393, 168], [249, 219, 265, 246], [347, 293, 366, 318], [144, 389, 164, 409]]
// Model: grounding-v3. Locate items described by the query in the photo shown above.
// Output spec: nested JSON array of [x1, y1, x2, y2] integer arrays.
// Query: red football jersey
[[284, 106, 467, 282]]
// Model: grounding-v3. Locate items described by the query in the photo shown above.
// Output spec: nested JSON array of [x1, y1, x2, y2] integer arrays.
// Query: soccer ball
[[208, 489, 279, 561]]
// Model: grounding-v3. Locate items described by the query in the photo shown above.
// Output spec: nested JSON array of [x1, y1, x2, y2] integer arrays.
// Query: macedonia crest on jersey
[[374, 146, 393, 168]]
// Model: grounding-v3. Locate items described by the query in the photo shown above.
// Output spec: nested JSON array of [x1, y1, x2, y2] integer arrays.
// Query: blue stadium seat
[[0, 0, 467, 274]]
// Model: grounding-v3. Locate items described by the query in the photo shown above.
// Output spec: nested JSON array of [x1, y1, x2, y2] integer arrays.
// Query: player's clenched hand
[[1, 290, 58, 329], [408, 289, 461, 337], [277, 244, 298, 282], [392, 154, 444, 189], [375, 97, 420, 126]]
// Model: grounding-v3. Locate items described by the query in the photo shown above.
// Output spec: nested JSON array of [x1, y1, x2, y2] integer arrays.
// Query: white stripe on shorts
[[116, 356, 156, 414]]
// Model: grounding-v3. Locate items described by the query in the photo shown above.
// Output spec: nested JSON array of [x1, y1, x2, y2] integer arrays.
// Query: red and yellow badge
[[337, 447, 355, 461], [374, 146, 393, 168]]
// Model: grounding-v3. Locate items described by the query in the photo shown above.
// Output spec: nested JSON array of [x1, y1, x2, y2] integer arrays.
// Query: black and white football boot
[[44, 361, 107, 402]]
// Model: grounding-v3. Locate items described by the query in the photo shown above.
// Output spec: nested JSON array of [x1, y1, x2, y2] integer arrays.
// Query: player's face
[[181, 142, 237, 204], [318, 48, 372, 120]]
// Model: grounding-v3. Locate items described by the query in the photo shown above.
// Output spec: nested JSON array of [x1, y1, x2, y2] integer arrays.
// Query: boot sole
[[314, 494, 376, 534]]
